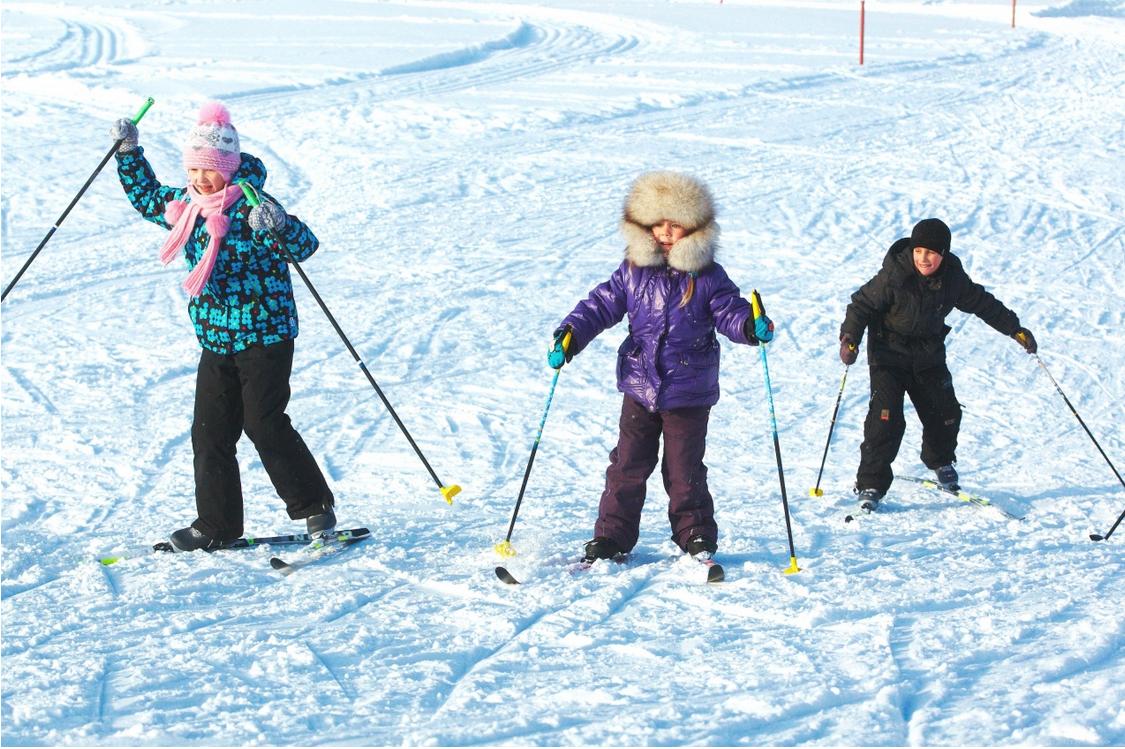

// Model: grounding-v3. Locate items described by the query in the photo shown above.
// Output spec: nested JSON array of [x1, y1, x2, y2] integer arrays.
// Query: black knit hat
[[910, 218, 951, 256]]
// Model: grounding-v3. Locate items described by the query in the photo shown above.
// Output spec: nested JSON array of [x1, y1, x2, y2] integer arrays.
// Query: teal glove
[[548, 327, 572, 369], [743, 314, 775, 344], [755, 313, 775, 343]]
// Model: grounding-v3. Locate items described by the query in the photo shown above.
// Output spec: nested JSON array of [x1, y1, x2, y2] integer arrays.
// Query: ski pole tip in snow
[[132, 97, 155, 124], [99, 556, 124, 566], [808, 487, 825, 497], [494, 540, 517, 558], [782, 556, 801, 575], [441, 484, 461, 504]]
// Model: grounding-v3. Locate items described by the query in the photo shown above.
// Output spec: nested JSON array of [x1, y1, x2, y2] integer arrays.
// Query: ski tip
[[269, 557, 291, 571], [495, 566, 521, 585], [706, 565, 725, 583], [99, 556, 124, 566]]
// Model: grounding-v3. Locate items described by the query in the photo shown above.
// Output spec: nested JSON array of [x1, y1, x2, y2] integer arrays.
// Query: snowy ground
[[2, 0, 1123, 745]]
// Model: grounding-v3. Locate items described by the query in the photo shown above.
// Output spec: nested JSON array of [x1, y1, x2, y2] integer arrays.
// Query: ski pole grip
[[131, 97, 156, 125], [751, 289, 764, 320], [236, 180, 261, 207]]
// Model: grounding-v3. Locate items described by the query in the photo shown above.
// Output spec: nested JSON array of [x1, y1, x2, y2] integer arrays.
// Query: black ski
[[100, 527, 371, 566], [269, 529, 372, 576], [693, 554, 725, 582], [497, 553, 723, 584], [495, 566, 522, 584], [495, 558, 594, 585], [898, 476, 1024, 520]]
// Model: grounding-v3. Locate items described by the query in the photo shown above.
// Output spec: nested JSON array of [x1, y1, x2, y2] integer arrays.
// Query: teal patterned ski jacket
[[116, 147, 319, 354]]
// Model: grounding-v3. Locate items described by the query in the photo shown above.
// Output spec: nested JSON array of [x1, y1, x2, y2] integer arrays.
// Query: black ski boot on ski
[[169, 526, 222, 552], [582, 536, 623, 564], [305, 507, 337, 538], [856, 488, 885, 513], [685, 535, 718, 559], [934, 464, 960, 492]]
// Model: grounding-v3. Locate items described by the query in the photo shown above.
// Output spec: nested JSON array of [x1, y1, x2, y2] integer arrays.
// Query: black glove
[[1013, 327, 1037, 354], [839, 334, 858, 365], [110, 118, 139, 153], [248, 201, 289, 233], [547, 326, 573, 369]]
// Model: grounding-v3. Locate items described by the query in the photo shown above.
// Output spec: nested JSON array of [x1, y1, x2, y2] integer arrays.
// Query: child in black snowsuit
[[839, 218, 1036, 511]]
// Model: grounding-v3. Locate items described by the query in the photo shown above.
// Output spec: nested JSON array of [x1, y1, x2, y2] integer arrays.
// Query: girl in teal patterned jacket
[[113, 102, 336, 551]]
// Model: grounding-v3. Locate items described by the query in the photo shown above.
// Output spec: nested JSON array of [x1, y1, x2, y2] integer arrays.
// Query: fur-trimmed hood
[[620, 171, 720, 273]]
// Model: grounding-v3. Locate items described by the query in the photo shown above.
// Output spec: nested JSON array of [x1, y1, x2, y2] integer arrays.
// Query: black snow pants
[[191, 340, 334, 540], [856, 363, 962, 493]]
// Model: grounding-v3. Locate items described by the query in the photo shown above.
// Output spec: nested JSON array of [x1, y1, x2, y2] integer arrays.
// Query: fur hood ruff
[[620, 171, 720, 273]]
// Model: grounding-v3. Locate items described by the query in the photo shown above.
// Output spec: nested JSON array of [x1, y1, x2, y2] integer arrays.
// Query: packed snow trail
[[2, 0, 1123, 745]]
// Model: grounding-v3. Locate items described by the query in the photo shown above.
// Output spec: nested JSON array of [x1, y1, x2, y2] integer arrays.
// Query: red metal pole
[[860, 0, 866, 65]]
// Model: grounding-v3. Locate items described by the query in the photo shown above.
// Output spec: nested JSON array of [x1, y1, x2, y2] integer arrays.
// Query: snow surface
[[2, 0, 1123, 745]]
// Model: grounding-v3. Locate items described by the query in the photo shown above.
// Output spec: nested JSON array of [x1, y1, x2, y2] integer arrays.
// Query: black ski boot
[[582, 536, 623, 564], [685, 535, 718, 559], [856, 488, 885, 513], [934, 464, 960, 492], [306, 507, 337, 538], [169, 526, 221, 552]]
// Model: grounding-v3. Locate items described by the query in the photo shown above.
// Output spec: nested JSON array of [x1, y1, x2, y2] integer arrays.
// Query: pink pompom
[[164, 199, 187, 225], [205, 213, 231, 238], [198, 101, 231, 126]]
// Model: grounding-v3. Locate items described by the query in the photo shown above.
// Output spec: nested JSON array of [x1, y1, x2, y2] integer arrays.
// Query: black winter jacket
[[840, 239, 1020, 370]]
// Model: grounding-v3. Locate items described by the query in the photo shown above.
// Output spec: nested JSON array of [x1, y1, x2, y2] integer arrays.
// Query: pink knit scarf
[[159, 183, 243, 297]]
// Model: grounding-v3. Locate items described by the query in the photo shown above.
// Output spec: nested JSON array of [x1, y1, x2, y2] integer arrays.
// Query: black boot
[[169, 526, 221, 552], [685, 535, 717, 558], [856, 487, 885, 513], [934, 464, 960, 492], [306, 507, 336, 538], [582, 536, 623, 564]]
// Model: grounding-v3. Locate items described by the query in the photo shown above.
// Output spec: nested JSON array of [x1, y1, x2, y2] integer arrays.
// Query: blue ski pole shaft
[[497, 332, 572, 555], [3, 97, 155, 303], [751, 291, 799, 574]]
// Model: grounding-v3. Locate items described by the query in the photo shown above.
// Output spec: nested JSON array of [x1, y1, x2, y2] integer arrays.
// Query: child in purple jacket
[[551, 171, 774, 564]]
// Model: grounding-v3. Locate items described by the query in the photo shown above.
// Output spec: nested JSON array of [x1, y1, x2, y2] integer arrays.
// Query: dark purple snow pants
[[595, 395, 717, 552]]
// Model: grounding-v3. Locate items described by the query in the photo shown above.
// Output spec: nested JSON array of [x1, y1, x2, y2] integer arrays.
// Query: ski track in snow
[[2, 0, 1124, 745]]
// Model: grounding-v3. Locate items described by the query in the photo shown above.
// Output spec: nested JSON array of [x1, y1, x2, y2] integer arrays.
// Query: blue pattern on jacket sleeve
[[116, 146, 183, 229]]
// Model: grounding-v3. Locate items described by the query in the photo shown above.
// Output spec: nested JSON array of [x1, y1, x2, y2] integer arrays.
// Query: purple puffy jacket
[[561, 260, 754, 412]]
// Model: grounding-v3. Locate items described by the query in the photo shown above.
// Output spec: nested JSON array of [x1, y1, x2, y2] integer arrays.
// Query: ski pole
[[236, 181, 461, 505], [809, 363, 851, 497], [1017, 334, 1125, 540], [1090, 507, 1124, 542], [2, 97, 155, 303], [495, 331, 572, 558], [750, 290, 800, 574]]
